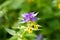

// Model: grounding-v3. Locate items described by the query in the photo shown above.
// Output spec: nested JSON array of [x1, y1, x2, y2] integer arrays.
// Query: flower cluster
[[5, 12, 42, 40], [22, 12, 38, 23], [22, 12, 40, 33]]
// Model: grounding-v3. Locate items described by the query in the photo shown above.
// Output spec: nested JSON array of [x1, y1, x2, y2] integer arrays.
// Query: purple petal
[[22, 17, 29, 23], [28, 12, 35, 17], [30, 17, 38, 21], [22, 12, 38, 23], [22, 13, 28, 17], [37, 34, 43, 40]]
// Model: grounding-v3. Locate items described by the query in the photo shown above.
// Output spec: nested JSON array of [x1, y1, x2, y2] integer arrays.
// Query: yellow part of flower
[[28, 27, 33, 33], [30, 21, 38, 30], [34, 25, 38, 30], [58, 3, 60, 9], [30, 21, 35, 26], [27, 0, 34, 3]]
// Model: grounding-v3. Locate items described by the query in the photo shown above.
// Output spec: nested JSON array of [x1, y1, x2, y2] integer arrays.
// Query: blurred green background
[[0, 0, 60, 40]]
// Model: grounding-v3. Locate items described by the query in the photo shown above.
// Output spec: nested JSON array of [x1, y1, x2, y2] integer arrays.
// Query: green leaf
[[8, 36, 17, 40], [5, 28, 16, 35]]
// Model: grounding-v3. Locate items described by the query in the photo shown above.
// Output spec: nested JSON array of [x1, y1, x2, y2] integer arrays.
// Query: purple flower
[[37, 34, 43, 40], [22, 12, 38, 23]]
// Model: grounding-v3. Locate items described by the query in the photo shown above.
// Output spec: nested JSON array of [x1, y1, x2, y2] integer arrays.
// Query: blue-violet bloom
[[22, 12, 38, 23], [37, 34, 43, 40]]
